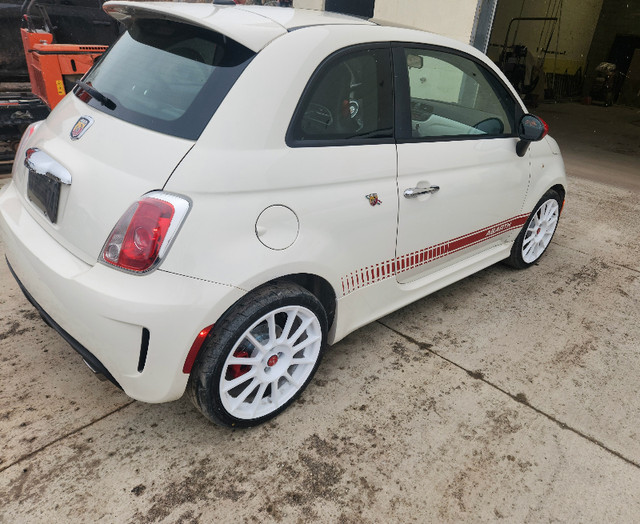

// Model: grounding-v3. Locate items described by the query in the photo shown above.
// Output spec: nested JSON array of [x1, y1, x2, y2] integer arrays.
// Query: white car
[[0, 2, 566, 427]]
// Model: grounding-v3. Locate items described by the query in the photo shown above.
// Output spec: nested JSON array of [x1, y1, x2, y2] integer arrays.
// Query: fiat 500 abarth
[[0, 2, 566, 427]]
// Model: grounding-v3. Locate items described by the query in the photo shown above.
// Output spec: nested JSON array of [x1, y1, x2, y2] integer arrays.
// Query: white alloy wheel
[[521, 198, 559, 263], [188, 283, 328, 427], [506, 189, 563, 269], [219, 305, 322, 420]]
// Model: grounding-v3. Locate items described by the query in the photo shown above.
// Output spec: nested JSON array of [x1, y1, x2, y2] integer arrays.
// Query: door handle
[[403, 186, 440, 198]]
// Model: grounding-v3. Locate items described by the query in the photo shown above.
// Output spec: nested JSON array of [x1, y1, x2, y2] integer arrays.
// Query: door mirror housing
[[516, 114, 549, 157]]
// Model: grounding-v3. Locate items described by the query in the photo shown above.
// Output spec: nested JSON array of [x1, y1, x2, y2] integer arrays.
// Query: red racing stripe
[[340, 214, 528, 296]]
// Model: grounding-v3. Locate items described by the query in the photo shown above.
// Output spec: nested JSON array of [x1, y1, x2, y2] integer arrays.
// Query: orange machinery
[[1, 1, 118, 169], [20, 27, 108, 110]]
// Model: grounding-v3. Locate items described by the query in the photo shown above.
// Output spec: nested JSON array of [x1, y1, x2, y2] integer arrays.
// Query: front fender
[[524, 136, 568, 212]]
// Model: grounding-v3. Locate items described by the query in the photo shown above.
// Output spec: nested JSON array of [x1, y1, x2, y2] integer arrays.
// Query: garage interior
[[319, 0, 640, 109]]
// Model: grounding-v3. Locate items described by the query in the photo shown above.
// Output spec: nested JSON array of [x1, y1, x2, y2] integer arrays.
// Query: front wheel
[[506, 190, 562, 269], [188, 283, 327, 427]]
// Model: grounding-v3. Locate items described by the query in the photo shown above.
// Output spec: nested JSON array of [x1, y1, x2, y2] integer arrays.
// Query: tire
[[506, 190, 562, 269], [188, 283, 328, 427]]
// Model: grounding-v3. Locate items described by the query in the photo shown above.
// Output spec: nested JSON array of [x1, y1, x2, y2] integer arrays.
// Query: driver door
[[393, 46, 530, 284]]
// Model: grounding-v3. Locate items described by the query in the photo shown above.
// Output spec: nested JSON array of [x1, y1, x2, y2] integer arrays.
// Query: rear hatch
[[14, 6, 261, 264]]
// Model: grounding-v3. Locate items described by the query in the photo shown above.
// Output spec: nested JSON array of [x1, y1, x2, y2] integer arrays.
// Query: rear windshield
[[76, 18, 255, 140]]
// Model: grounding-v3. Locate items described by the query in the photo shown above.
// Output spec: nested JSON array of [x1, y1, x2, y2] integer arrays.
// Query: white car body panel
[[163, 144, 398, 294], [0, 4, 567, 405], [1, 181, 246, 401], [395, 137, 530, 284], [331, 242, 512, 342], [237, 4, 376, 31], [524, 138, 567, 211], [11, 95, 194, 264]]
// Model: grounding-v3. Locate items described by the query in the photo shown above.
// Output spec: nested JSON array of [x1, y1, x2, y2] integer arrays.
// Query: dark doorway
[[608, 35, 640, 102], [608, 35, 640, 77], [325, 0, 375, 18]]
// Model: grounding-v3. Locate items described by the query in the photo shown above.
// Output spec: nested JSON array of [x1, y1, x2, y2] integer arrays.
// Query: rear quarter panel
[[162, 26, 403, 292]]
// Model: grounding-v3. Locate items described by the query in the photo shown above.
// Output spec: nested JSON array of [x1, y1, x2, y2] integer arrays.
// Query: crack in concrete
[[553, 242, 640, 275], [379, 321, 640, 471], [0, 401, 135, 474], [617, 264, 640, 275]]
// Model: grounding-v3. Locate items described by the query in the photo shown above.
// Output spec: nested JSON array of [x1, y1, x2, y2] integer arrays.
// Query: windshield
[[77, 18, 255, 140]]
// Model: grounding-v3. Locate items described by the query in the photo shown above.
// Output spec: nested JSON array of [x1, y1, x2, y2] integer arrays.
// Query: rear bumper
[[0, 180, 245, 402], [7, 258, 122, 389]]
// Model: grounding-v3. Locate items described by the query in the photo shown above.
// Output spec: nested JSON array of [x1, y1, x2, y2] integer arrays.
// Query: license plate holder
[[27, 170, 62, 223]]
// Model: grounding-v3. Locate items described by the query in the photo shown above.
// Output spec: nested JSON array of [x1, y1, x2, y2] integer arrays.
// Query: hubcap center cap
[[267, 355, 279, 367]]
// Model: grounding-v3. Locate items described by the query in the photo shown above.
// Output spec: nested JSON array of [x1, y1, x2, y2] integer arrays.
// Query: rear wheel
[[188, 283, 327, 427], [507, 190, 562, 269]]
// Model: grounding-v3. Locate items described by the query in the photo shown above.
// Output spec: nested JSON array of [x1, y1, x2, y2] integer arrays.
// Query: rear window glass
[[76, 18, 255, 140]]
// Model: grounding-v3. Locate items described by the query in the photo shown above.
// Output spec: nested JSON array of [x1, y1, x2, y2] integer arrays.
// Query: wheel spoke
[[222, 368, 257, 393], [543, 203, 557, 221], [227, 356, 260, 366], [245, 333, 267, 355], [523, 241, 536, 258], [292, 334, 321, 353], [229, 378, 260, 411], [287, 316, 314, 345], [291, 356, 316, 365], [249, 382, 269, 417], [278, 307, 299, 343], [522, 234, 535, 247], [283, 372, 301, 388], [535, 241, 545, 258], [267, 314, 277, 345], [271, 378, 280, 406], [531, 243, 541, 258], [532, 212, 541, 227], [540, 204, 548, 221]]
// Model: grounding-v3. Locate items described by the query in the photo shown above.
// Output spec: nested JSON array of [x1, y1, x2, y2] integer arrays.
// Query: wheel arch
[[268, 273, 337, 332], [207, 272, 337, 344], [550, 183, 566, 210]]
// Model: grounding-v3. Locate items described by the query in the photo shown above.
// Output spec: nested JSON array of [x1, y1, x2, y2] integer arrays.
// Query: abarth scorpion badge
[[366, 193, 382, 206], [70, 116, 94, 140]]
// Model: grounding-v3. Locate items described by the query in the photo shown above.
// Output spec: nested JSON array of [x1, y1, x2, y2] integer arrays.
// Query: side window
[[402, 48, 516, 139], [288, 47, 393, 143]]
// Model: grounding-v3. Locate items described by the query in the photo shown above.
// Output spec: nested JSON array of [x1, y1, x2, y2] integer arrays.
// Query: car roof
[[233, 5, 375, 31], [103, 2, 374, 52]]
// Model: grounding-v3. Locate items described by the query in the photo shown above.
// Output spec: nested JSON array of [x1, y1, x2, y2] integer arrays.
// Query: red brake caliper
[[228, 349, 251, 379]]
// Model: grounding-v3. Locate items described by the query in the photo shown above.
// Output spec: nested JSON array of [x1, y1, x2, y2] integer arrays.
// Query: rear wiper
[[75, 81, 117, 110]]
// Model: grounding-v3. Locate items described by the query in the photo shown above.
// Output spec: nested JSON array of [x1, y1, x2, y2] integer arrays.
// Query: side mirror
[[516, 114, 549, 157]]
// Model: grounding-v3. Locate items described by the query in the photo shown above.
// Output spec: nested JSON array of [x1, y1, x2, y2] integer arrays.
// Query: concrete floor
[[0, 102, 639, 523]]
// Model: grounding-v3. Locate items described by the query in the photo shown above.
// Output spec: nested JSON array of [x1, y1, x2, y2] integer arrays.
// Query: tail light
[[13, 121, 42, 182], [18, 121, 41, 152], [100, 191, 191, 273]]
